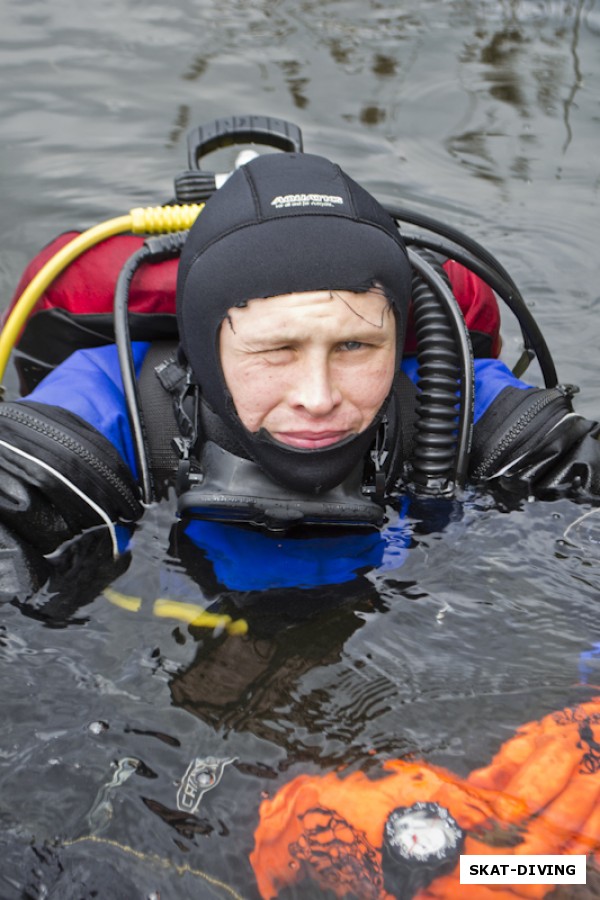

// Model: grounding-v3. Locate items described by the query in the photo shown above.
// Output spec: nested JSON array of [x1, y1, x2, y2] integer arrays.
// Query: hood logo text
[[271, 193, 344, 209]]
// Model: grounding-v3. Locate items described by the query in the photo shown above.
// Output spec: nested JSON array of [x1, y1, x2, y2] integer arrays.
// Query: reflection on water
[[0, 0, 600, 896], [449, 0, 588, 182], [2, 498, 600, 896]]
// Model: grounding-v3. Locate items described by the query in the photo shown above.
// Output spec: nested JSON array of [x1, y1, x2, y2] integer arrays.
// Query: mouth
[[272, 429, 353, 450]]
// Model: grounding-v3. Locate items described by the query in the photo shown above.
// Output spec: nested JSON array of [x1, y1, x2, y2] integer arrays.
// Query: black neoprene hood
[[176, 151, 413, 493]]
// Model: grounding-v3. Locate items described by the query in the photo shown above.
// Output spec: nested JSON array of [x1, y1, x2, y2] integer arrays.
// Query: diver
[[1, 132, 600, 602]]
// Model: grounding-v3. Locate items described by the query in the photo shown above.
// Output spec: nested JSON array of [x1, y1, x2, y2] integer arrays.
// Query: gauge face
[[194, 769, 217, 787], [176, 755, 237, 815], [384, 802, 464, 865]]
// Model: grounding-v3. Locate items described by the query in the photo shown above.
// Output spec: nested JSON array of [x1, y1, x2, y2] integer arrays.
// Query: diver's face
[[219, 289, 396, 449]]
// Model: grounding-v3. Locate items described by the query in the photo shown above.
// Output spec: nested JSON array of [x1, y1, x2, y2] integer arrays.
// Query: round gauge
[[384, 801, 464, 863], [382, 802, 465, 898]]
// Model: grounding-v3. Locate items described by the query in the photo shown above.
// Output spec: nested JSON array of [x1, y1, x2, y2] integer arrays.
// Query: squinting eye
[[258, 346, 295, 361], [340, 341, 365, 351]]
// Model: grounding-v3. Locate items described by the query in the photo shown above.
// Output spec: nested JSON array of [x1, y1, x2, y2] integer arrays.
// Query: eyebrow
[[242, 325, 392, 349]]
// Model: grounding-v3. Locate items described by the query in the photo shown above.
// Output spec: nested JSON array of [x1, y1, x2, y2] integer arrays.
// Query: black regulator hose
[[114, 231, 189, 505], [407, 248, 474, 494], [385, 203, 558, 387], [385, 204, 519, 293], [114, 244, 153, 504], [403, 232, 558, 387]]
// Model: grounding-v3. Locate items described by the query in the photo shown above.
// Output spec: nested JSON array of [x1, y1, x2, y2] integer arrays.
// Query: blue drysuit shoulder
[[401, 356, 532, 423], [19, 342, 151, 474]]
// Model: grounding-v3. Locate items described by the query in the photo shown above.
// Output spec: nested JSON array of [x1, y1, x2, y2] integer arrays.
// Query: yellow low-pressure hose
[[103, 588, 248, 635], [0, 204, 204, 390], [153, 598, 248, 635], [128, 204, 204, 234]]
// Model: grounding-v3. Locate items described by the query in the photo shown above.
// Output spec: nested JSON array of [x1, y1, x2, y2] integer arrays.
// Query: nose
[[288, 354, 342, 417]]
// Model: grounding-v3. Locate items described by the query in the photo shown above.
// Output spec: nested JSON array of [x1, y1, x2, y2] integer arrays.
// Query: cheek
[[225, 362, 286, 431], [338, 356, 396, 413]]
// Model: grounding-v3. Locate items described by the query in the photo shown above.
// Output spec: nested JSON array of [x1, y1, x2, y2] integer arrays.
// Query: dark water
[[1, 0, 600, 897]]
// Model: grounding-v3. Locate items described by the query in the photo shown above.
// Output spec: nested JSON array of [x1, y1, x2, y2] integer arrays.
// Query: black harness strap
[[395, 369, 418, 462], [137, 340, 182, 494]]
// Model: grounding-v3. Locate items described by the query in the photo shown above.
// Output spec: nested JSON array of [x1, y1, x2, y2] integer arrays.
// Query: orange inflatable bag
[[250, 698, 600, 899]]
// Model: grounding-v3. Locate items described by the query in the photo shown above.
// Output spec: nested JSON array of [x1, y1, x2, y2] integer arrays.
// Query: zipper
[[0, 403, 141, 517], [472, 386, 571, 480]]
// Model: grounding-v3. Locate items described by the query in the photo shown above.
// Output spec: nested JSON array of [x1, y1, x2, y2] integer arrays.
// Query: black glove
[[0, 523, 50, 602]]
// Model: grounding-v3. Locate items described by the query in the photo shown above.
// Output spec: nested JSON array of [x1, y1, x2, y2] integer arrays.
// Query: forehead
[[224, 289, 394, 334]]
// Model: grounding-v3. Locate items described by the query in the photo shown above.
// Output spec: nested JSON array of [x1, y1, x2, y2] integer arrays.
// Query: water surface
[[1, 0, 600, 896]]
